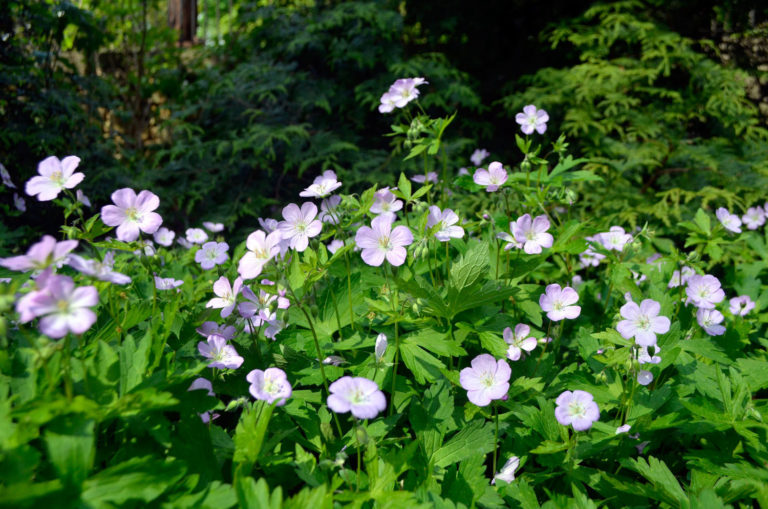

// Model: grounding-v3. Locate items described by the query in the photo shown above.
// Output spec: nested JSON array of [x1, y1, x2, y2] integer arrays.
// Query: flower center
[[349, 389, 367, 404], [206, 249, 219, 260], [56, 299, 69, 312], [295, 221, 307, 233], [378, 236, 392, 250], [568, 401, 586, 418], [481, 372, 495, 388], [553, 300, 564, 311], [525, 230, 536, 241], [51, 170, 64, 185], [636, 316, 650, 330], [126, 207, 139, 222]]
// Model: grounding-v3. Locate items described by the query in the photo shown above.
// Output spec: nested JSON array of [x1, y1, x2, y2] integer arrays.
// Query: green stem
[[62, 334, 73, 401], [493, 403, 499, 476], [389, 265, 401, 417], [533, 321, 553, 377]]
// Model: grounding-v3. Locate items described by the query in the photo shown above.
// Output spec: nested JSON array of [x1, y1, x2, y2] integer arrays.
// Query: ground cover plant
[[2, 75, 768, 508]]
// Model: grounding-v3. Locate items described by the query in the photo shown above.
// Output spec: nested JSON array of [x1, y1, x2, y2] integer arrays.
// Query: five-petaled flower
[[729, 295, 755, 316], [697, 308, 726, 336], [503, 324, 537, 361], [512, 214, 553, 254], [195, 241, 229, 270], [355, 215, 413, 267], [153, 227, 175, 247], [716, 207, 742, 233], [378, 77, 427, 113], [616, 299, 670, 347], [554, 390, 600, 431], [327, 376, 387, 419], [426, 206, 464, 242], [247, 368, 292, 406], [473, 162, 507, 192], [515, 105, 549, 135], [459, 354, 511, 407], [186, 228, 208, 244], [26, 155, 84, 201], [370, 187, 403, 220], [0, 235, 78, 272], [21, 274, 98, 339], [685, 274, 725, 309], [238, 230, 281, 279], [278, 202, 323, 252], [299, 170, 342, 198], [470, 148, 490, 167], [539, 284, 581, 321], [101, 188, 163, 242], [206, 276, 243, 318], [198, 334, 244, 370], [492, 456, 520, 485]]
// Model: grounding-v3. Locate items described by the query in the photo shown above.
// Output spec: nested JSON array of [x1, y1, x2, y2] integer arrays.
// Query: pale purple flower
[[668, 266, 695, 288], [264, 316, 285, 340], [261, 279, 290, 309], [741, 207, 765, 230], [258, 217, 279, 233], [426, 206, 464, 241], [198, 334, 244, 370], [354, 215, 413, 266], [238, 230, 281, 279], [459, 354, 511, 407], [697, 308, 726, 336], [247, 368, 292, 406], [579, 236, 606, 268], [154, 275, 184, 290], [0, 162, 15, 188], [0, 235, 78, 272], [378, 77, 427, 113], [177, 237, 193, 249], [616, 424, 631, 434], [375, 333, 387, 362], [238, 286, 277, 324], [300, 170, 342, 198], [554, 390, 599, 431], [21, 275, 98, 338], [470, 148, 490, 167], [458, 167, 470, 176], [278, 202, 322, 252], [101, 188, 162, 242], [153, 227, 175, 247], [571, 275, 584, 289], [13, 193, 25, 212], [76, 189, 91, 207], [515, 105, 549, 135], [616, 299, 670, 347], [67, 252, 131, 285], [370, 187, 403, 219], [637, 371, 654, 386], [327, 376, 387, 419], [196, 321, 236, 340], [729, 295, 755, 316], [496, 231, 524, 251], [25, 155, 84, 201], [203, 221, 224, 233], [716, 207, 742, 233], [512, 214, 553, 254], [206, 276, 243, 318], [327, 239, 344, 254], [318, 195, 342, 224], [539, 284, 581, 321], [411, 172, 438, 184], [598, 226, 632, 251], [492, 456, 520, 485], [185, 228, 208, 244], [637, 345, 661, 365], [503, 324, 537, 361], [195, 241, 229, 270], [378, 91, 399, 113], [686, 274, 725, 309], [473, 162, 507, 192]]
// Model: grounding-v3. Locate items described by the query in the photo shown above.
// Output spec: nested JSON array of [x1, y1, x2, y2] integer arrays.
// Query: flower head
[[247, 368, 292, 406], [554, 390, 599, 431], [729, 295, 755, 316], [459, 354, 511, 407], [0, 235, 78, 272], [716, 207, 742, 233], [25, 155, 84, 201], [238, 286, 278, 325], [14, 193, 25, 212], [492, 456, 520, 485], [503, 324, 537, 361], [515, 105, 549, 135], [598, 226, 632, 251], [426, 206, 464, 242], [742, 207, 765, 230], [378, 77, 427, 113], [153, 227, 175, 247], [21, 274, 98, 338], [370, 187, 403, 219], [327, 376, 387, 419], [300, 170, 342, 198], [539, 284, 581, 321], [196, 321, 236, 340], [238, 230, 281, 279], [616, 299, 670, 347], [686, 274, 725, 309], [195, 241, 229, 270], [355, 215, 413, 266], [198, 334, 244, 370], [277, 202, 323, 252], [668, 266, 695, 288], [697, 308, 726, 336], [76, 189, 91, 207], [470, 148, 490, 167], [67, 252, 131, 285], [206, 276, 243, 318], [101, 188, 162, 242], [411, 172, 438, 184], [637, 370, 654, 386], [637, 345, 661, 365], [327, 239, 344, 254], [318, 195, 342, 224], [203, 221, 224, 233], [512, 214, 553, 254], [185, 228, 208, 244], [473, 162, 507, 192], [154, 275, 184, 290]]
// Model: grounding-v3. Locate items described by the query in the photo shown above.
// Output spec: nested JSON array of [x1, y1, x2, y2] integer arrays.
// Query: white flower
[[716, 207, 742, 233], [470, 148, 490, 167], [25, 155, 84, 201], [203, 221, 225, 232], [277, 202, 323, 252], [426, 206, 464, 241], [153, 227, 175, 247], [186, 228, 208, 244], [299, 170, 342, 198], [598, 226, 632, 251], [741, 207, 765, 230], [492, 456, 520, 485]]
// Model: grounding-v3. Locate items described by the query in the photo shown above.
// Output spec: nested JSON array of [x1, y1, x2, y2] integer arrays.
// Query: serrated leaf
[[431, 420, 494, 468]]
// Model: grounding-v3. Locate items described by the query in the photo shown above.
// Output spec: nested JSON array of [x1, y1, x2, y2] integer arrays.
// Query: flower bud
[[375, 333, 387, 362]]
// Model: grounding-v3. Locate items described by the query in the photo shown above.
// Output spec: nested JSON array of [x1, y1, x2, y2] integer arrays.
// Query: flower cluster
[[378, 77, 427, 113]]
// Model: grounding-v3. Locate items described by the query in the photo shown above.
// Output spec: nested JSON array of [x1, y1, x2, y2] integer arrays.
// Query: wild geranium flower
[[637, 370, 654, 386], [318, 195, 342, 224], [238, 286, 277, 325], [686, 274, 725, 309], [375, 333, 387, 362], [539, 284, 581, 321], [697, 308, 726, 336], [497, 230, 524, 251], [668, 266, 695, 288], [598, 226, 632, 251], [378, 77, 427, 113], [458, 167, 470, 176], [327, 376, 387, 419], [195, 241, 229, 270], [515, 105, 549, 135], [153, 227, 175, 247], [203, 221, 224, 232], [492, 456, 520, 485], [25, 155, 84, 201], [154, 275, 184, 290], [101, 188, 162, 242], [426, 206, 464, 241], [247, 368, 292, 406], [327, 239, 344, 254], [206, 276, 243, 318], [0, 235, 77, 272], [411, 172, 438, 184], [264, 316, 285, 340], [512, 214, 553, 254], [637, 345, 661, 365], [67, 252, 131, 285], [716, 207, 742, 233], [378, 91, 399, 113], [21, 274, 98, 339], [504, 324, 537, 361], [554, 390, 600, 431], [473, 162, 507, 192], [741, 207, 765, 230], [459, 354, 511, 407], [0, 162, 15, 188], [185, 228, 208, 244], [470, 148, 490, 167], [729, 295, 755, 316], [196, 321, 236, 340], [76, 189, 91, 207], [198, 334, 244, 370], [277, 202, 322, 252], [354, 215, 413, 266], [177, 238, 193, 249], [300, 170, 342, 198], [370, 187, 403, 219], [238, 230, 282, 280], [616, 299, 670, 347], [14, 193, 25, 212], [579, 236, 606, 268]]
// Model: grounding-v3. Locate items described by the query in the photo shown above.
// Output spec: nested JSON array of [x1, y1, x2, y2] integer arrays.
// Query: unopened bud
[[375, 333, 387, 362]]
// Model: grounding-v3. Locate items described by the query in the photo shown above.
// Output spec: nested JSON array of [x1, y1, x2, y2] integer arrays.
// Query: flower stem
[[493, 402, 499, 476], [389, 265, 400, 417]]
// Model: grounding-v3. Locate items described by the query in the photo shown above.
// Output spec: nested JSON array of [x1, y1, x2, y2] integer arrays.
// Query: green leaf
[[397, 172, 412, 199], [402, 329, 465, 357], [233, 401, 275, 478], [622, 456, 687, 507], [44, 414, 95, 487], [448, 243, 489, 291], [81, 456, 187, 506], [236, 477, 283, 509], [399, 342, 446, 384], [693, 208, 711, 235], [431, 420, 494, 468], [119, 332, 151, 395]]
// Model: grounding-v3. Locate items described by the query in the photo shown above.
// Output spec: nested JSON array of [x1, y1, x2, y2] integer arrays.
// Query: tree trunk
[[169, 0, 197, 44]]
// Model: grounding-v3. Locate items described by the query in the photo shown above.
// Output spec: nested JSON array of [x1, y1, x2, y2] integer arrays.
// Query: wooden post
[[169, 0, 197, 44]]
